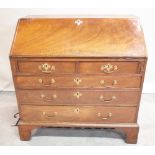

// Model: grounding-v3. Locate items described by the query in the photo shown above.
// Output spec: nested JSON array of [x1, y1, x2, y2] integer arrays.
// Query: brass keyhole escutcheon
[[74, 108, 80, 114], [75, 19, 83, 26], [43, 63, 50, 70], [74, 77, 82, 85], [73, 91, 82, 99]]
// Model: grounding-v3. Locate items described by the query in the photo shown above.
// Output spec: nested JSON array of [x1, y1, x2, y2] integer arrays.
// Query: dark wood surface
[[10, 17, 147, 144]]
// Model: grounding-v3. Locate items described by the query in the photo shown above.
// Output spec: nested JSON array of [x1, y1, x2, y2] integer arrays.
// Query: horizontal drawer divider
[[14, 73, 143, 76], [16, 88, 141, 91], [18, 121, 139, 127], [12, 57, 146, 61], [20, 103, 138, 107]]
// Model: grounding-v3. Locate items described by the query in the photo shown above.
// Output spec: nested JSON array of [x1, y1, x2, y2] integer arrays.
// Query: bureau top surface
[[10, 17, 147, 58]]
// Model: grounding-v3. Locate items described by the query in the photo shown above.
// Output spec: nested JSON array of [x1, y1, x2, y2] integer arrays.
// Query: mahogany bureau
[[10, 16, 147, 144]]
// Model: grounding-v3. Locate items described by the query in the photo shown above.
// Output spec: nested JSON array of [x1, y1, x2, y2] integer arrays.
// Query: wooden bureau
[[10, 16, 147, 144]]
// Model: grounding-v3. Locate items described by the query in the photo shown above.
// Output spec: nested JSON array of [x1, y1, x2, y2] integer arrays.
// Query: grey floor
[[0, 91, 155, 146]]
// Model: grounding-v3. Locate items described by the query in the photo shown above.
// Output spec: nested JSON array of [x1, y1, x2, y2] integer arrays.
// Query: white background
[[0, 0, 155, 152], [0, 8, 155, 93]]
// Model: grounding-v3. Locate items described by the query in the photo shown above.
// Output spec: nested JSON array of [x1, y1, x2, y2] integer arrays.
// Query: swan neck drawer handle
[[100, 80, 117, 88], [101, 63, 118, 73], [38, 78, 55, 86], [100, 95, 116, 102], [38, 63, 55, 73], [41, 94, 57, 102], [43, 111, 58, 118], [97, 112, 112, 120]]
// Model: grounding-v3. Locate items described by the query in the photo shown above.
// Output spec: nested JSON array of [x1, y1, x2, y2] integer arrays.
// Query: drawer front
[[15, 75, 141, 89], [79, 62, 139, 74], [17, 90, 139, 106], [18, 61, 75, 74], [20, 105, 136, 123]]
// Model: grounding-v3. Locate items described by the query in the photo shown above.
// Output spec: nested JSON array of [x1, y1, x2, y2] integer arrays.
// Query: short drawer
[[17, 61, 75, 74], [17, 90, 140, 106], [20, 105, 136, 123], [79, 61, 140, 74], [15, 75, 141, 89]]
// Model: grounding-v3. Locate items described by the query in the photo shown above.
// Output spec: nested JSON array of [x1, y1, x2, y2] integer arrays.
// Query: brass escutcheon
[[74, 77, 82, 85], [75, 19, 83, 26], [73, 91, 82, 99], [74, 108, 80, 114], [101, 63, 118, 73], [38, 63, 55, 73]]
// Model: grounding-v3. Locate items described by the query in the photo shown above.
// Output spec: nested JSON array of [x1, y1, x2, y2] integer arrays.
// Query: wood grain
[[15, 75, 141, 89], [18, 61, 76, 74], [79, 61, 140, 74], [17, 89, 140, 106], [20, 105, 137, 123], [10, 18, 147, 58]]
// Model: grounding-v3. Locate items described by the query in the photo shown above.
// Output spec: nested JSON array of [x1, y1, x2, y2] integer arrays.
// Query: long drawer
[[20, 105, 137, 123], [17, 90, 140, 106], [15, 75, 141, 89]]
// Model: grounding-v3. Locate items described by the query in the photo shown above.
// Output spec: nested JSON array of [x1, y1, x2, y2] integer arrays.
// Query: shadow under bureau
[[10, 16, 147, 144]]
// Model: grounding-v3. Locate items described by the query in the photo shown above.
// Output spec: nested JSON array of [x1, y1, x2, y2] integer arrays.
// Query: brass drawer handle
[[97, 112, 112, 120], [100, 95, 116, 102], [101, 63, 118, 73], [38, 63, 55, 73], [41, 94, 57, 102], [100, 80, 117, 88], [38, 78, 55, 87], [74, 77, 82, 85], [73, 91, 82, 99], [43, 111, 58, 118]]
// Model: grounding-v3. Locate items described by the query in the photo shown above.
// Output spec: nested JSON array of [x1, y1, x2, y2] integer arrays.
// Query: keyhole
[[74, 108, 80, 114]]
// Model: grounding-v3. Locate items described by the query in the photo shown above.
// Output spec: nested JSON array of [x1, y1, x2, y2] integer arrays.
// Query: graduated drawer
[[17, 90, 139, 106], [20, 105, 136, 123], [15, 75, 141, 89], [79, 61, 140, 74], [17, 61, 75, 74]]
